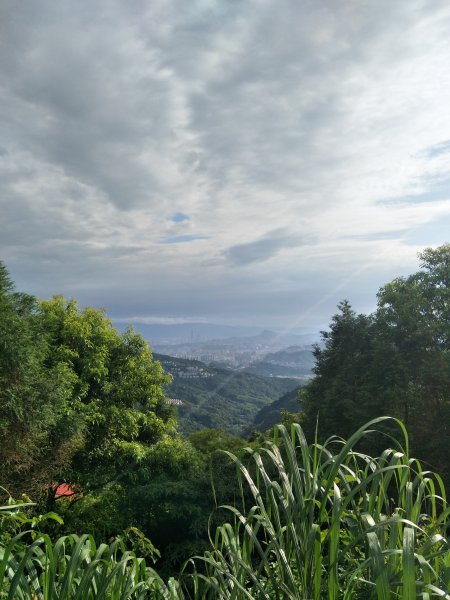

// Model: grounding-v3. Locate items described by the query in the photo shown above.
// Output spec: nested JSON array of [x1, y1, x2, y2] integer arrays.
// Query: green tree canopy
[[375, 245, 450, 475], [0, 263, 178, 501], [301, 245, 450, 482], [0, 264, 76, 496], [38, 295, 175, 492]]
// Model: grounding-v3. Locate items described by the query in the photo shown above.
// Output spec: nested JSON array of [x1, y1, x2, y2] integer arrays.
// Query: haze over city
[[2, 1, 450, 332]]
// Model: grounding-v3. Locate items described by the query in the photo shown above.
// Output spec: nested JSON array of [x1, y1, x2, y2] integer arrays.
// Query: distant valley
[[114, 322, 317, 434], [155, 353, 303, 435]]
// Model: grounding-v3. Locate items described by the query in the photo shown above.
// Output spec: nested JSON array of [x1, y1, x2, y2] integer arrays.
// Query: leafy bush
[[1, 418, 449, 598]]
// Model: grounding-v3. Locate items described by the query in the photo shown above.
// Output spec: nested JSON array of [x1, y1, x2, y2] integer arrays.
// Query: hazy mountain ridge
[[243, 345, 315, 378], [114, 322, 269, 344], [122, 322, 318, 376]]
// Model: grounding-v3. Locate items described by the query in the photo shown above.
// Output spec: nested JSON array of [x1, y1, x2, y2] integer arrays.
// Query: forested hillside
[[248, 386, 303, 433], [157, 353, 299, 434]]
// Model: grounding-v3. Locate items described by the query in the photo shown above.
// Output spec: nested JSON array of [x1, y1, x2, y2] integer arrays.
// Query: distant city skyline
[[2, 1, 450, 333]]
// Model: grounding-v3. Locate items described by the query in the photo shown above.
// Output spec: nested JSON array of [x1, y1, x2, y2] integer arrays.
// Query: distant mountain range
[[114, 321, 318, 346], [114, 322, 269, 344], [242, 346, 315, 378], [115, 321, 318, 378]]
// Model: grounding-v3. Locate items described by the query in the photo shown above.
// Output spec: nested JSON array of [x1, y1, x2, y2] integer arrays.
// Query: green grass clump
[[189, 417, 449, 599], [1, 417, 449, 598], [0, 531, 182, 599]]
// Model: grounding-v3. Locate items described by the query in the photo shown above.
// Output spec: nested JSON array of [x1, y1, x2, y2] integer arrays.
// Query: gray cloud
[[225, 229, 305, 266], [2, 0, 450, 331]]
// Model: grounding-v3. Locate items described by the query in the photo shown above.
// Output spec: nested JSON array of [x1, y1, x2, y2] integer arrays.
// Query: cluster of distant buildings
[[166, 398, 183, 405], [177, 366, 214, 378]]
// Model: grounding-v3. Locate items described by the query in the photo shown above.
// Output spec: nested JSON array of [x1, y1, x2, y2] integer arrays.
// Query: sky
[[2, 0, 450, 334]]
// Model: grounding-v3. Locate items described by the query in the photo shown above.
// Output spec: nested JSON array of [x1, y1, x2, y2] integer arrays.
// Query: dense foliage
[[0, 266, 77, 499], [1, 419, 449, 598], [0, 264, 222, 568], [301, 245, 450, 486], [0, 269, 181, 502]]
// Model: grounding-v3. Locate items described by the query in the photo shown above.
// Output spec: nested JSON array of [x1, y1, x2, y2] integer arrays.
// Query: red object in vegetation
[[53, 483, 78, 499]]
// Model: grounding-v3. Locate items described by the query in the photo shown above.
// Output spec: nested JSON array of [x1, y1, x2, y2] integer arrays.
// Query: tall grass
[[189, 417, 449, 599], [1, 417, 449, 598], [0, 531, 182, 599]]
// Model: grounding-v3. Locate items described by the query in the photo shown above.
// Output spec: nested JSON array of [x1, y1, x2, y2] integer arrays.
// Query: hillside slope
[[156, 354, 298, 434], [249, 386, 303, 433]]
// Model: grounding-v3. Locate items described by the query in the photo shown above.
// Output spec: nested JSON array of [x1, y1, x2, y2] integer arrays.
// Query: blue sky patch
[[425, 139, 450, 158], [161, 235, 209, 244], [405, 215, 450, 246], [170, 212, 189, 222], [378, 175, 450, 206]]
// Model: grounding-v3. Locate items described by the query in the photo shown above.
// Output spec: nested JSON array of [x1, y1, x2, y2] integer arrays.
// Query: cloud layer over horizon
[[2, 0, 450, 332]]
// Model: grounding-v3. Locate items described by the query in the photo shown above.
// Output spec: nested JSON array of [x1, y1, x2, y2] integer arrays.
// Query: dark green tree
[[300, 300, 375, 441], [301, 245, 450, 483], [375, 245, 450, 476]]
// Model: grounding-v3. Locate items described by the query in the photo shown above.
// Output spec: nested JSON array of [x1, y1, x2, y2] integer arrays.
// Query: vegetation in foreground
[[300, 245, 450, 485], [1, 246, 450, 596], [1, 418, 449, 598]]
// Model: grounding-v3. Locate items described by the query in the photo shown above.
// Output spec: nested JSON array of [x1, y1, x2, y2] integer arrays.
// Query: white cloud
[[1, 0, 450, 330]]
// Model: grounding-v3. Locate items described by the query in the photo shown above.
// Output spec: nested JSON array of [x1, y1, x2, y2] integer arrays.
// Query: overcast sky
[[2, 0, 450, 333]]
